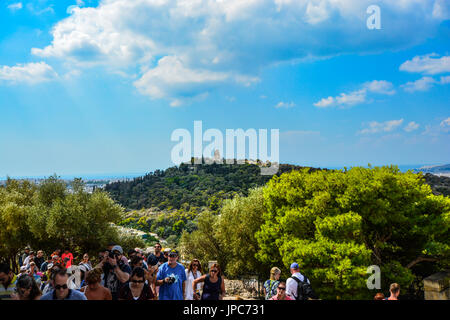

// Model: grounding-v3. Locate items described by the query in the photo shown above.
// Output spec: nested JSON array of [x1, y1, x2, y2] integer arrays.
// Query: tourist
[[97, 245, 131, 300], [263, 267, 281, 300], [0, 263, 18, 300], [34, 251, 45, 271], [286, 262, 317, 300], [80, 268, 112, 300], [23, 251, 35, 268], [270, 281, 293, 300], [374, 292, 385, 300], [18, 266, 28, 278], [156, 249, 186, 300], [80, 253, 93, 271], [19, 247, 31, 267], [27, 262, 42, 287], [184, 259, 203, 300], [40, 268, 87, 300], [40, 256, 52, 273], [147, 243, 167, 267], [14, 274, 41, 300], [192, 263, 225, 300], [118, 267, 155, 300], [387, 283, 400, 300], [135, 248, 149, 270], [61, 248, 74, 268]]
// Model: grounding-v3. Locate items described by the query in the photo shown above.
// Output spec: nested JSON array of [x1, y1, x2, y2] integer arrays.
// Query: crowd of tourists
[[0, 243, 225, 300], [0, 243, 401, 301]]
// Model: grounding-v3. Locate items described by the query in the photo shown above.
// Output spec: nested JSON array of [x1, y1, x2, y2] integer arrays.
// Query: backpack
[[291, 275, 317, 300]]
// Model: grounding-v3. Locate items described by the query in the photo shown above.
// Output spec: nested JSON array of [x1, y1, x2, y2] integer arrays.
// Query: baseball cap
[[169, 249, 179, 256], [290, 262, 299, 269], [111, 245, 123, 254], [20, 266, 27, 272]]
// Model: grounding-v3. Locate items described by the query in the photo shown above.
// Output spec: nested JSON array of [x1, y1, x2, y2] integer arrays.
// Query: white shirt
[[286, 272, 309, 300], [184, 269, 202, 300]]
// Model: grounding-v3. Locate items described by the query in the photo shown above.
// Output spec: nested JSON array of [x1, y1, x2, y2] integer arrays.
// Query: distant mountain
[[415, 164, 450, 174]]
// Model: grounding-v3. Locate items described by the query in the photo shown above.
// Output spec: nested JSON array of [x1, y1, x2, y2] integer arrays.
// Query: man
[[135, 248, 149, 270], [23, 251, 35, 267], [156, 249, 186, 300], [34, 251, 45, 271], [147, 243, 167, 267], [286, 262, 317, 300], [40, 256, 52, 273], [270, 281, 293, 300], [40, 268, 86, 300], [387, 283, 400, 300], [0, 263, 18, 300], [19, 247, 30, 267], [96, 245, 131, 300]]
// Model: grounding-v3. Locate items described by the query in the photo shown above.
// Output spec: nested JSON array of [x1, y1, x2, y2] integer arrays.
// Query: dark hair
[[131, 267, 145, 280], [128, 249, 137, 257], [86, 268, 103, 285], [188, 259, 202, 274], [50, 267, 68, 281], [130, 255, 144, 267], [0, 263, 11, 274], [154, 242, 161, 247], [16, 275, 41, 300]]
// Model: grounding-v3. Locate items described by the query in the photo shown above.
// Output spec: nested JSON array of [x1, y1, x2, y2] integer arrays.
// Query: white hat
[[20, 266, 27, 272]]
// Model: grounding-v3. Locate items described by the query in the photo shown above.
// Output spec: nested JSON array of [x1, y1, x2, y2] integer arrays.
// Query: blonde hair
[[390, 283, 400, 294], [270, 267, 281, 280]]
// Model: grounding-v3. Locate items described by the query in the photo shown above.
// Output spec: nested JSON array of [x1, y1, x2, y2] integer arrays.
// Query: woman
[[118, 267, 155, 300], [14, 274, 41, 300], [80, 253, 93, 270], [184, 259, 203, 300], [192, 263, 225, 300], [263, 267, 281, 300], [80, 268, 112, 300], [269, 281, 292, 300]]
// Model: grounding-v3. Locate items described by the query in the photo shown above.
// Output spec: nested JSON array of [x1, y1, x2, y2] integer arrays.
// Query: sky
[[1, 0, 449, 178]]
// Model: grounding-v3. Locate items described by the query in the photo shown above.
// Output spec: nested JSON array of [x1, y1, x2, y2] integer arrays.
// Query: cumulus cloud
[[404, 121, 420, 132], [401, 76, 437, 92], [359, 119, 404, 134], [29, 0, 450, 105], [0, 62, 58, 84], [441, 117, 450, 128], [314, 80, 394, 108], [400, 53, 450, 75]]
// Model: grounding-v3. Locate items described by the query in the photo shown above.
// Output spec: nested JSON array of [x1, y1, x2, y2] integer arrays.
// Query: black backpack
[[291, 275, 317, 300]]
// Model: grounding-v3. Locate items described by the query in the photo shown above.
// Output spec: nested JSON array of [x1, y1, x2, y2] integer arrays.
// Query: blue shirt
[[40, 289, 87, 300], [157, 262, 186, 300]]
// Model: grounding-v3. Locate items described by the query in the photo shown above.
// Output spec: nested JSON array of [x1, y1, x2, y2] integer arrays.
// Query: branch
[[406, 256, 438, 269]]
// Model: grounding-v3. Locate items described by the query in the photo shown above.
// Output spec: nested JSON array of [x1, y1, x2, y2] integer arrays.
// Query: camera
[[166, 276, 176, 284], [108, 251, 116, 259]]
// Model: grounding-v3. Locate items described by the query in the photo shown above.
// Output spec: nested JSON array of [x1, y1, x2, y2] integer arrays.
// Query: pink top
[[270, 295, 293, 300]]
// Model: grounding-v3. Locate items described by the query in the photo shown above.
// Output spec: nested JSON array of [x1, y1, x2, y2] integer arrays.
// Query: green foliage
[[256, 166, 450, 299], [0, 176, 143, 269]]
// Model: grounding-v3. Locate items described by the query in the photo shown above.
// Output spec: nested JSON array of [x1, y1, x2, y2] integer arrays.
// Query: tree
[[215, 188, 266, 278], [256, 166, 450, 299]]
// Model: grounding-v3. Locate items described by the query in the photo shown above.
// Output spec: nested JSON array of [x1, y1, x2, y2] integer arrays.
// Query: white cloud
[[359, 119, 404, 134], [401, 76, 437, 93], [133, 56, 229, 106], [441, 117, 450, 128], [28, 0, 450, 105], [363, 80, 396, 95], [404, 121, 420, 132], [399, 53, 450, 75], [440, 76, 450, 84], [7, 2, 22, 11], [0, 62, 58, 84], [275, 101, 296, 108], [314, 80, 394, 108]]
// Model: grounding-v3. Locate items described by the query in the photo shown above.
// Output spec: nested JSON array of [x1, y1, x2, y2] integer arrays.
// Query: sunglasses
[[168, 254, 178, 258], [131, 280, 145, 283], [19, 288, 31, 295], [192, 264, 199, 267], [210, 270, 218, 273], [54, 284, 68, 290], [278, 287, 286, 291]]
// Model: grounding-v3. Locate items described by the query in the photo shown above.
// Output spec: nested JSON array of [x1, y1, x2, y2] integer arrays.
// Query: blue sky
[[1, 0, 449, 178]]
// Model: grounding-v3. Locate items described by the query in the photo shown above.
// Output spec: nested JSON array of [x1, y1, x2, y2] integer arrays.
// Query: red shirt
[[61, 253, 74, 268], [270, 295, 293, 300]]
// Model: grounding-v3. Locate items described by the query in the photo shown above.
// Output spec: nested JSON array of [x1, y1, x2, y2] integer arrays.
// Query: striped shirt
[[0, 274, 18, 300]]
